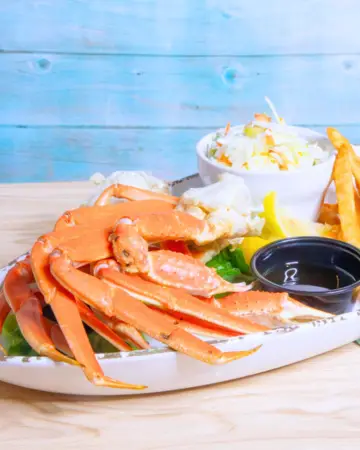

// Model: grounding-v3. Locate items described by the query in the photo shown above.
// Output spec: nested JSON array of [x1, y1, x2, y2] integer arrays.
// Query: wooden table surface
[[1, 181, 360, 449]]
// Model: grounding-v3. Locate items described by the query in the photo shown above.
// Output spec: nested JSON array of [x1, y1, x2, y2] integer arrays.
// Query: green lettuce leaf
[[87, 332, 120, 353], [206, 246, 256, 290], [1, 313, 37, 356], [1, 314, 131, 357], [87, 332, 140, 353]]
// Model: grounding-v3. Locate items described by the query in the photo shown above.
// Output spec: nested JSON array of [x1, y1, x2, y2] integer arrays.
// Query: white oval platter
[[0, 174, 359, 396]]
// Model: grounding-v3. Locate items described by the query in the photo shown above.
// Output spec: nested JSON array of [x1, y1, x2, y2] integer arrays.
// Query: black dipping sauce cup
[[250, 237, 360, 315]]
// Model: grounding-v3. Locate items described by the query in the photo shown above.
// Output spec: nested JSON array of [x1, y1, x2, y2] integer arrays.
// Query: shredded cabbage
[[207, 98, 332, 172]]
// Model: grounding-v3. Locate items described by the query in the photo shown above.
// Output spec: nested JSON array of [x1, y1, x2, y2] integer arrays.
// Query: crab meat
[[176, 173, 264, 253]]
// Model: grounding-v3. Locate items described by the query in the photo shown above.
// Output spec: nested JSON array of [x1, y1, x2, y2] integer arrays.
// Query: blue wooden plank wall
[[0, 0, 359, 183]]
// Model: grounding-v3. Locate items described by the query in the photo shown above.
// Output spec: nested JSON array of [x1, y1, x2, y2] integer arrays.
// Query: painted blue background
[[0, 0, 359, 183]]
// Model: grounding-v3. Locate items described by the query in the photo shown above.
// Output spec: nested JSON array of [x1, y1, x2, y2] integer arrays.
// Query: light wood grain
[[1, 181, 360, 449]]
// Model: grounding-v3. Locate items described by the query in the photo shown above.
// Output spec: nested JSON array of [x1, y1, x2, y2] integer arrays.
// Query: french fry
[[327, 127, 360, 243], [350, 152, 360, 194], [318, 203, 339, 225], [327, 127, 353, 152], [317, 153, 336, 224], [327, 126, 360, 192], [322, 223, 342, 240], [332, 146, 360, 247]]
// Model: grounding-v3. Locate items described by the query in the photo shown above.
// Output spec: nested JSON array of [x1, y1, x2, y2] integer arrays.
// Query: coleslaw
[[207, 98, 331, 172]]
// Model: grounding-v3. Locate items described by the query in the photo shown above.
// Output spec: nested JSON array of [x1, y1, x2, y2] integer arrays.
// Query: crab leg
[[32, 281, 132, 352], [147, 307, 239, 339], [49, 250, 261, 364], [55, 199, 175, 231], [203, 292, 333, 326], [31, 231, 146, 390], [95, 265, 268, 334], [111, 211, 211, 276], [0, 289, 11, 334], [94, 257, 220, 343], [147, 250, 251, 296], [0, 289, 11, 354], [94, 184, 178, 206], [2, 259, 78, 365], [43, 317, 74, 357], [110, 211, 209, 275], [75, 299, 133, 351], [90, 258, 150, 349], [96, 313, 150, 350]]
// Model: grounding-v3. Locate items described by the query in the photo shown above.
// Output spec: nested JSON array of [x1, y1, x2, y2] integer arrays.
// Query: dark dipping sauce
[[265, 263, 356, 292], [251, 237, 360, 315]]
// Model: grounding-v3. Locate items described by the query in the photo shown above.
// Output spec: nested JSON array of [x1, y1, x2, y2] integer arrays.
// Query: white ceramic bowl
[[196, 124, 336, 220]]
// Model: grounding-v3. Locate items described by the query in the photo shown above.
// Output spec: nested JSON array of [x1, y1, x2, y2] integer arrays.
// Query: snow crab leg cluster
[[0, 182, 331, 390]]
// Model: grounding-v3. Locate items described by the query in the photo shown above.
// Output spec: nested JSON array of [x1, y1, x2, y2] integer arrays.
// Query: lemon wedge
[[237, 192, 331, 265], [260, 192, 326, 239], [239, 236, 275, 264]]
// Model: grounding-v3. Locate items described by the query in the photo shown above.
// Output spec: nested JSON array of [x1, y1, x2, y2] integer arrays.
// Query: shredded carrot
[[254, 113, 271, 123], [216, 141, 223, 147], [224, 122, 231, 135], [218, 153, 232, 166], [265, 134, 275, 147], [269, 150, 289, 170]]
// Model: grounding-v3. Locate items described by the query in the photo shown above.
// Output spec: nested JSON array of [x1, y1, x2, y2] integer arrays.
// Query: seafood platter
[[1, 98, 360, 396]]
